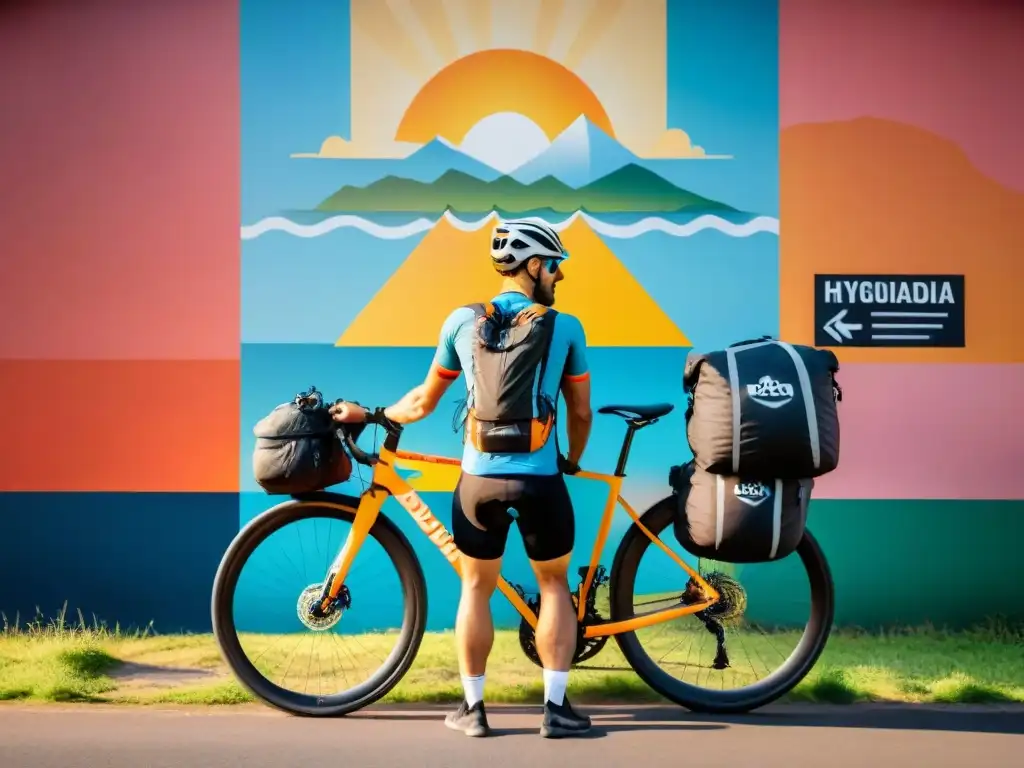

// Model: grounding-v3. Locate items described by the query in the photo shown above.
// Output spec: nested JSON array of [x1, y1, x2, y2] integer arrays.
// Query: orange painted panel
[[780, 118, 1024, 362], [0, 361, 239, 492]]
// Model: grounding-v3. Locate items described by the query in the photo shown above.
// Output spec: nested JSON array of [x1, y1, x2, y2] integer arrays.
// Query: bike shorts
[[452, 471, 575, 562]]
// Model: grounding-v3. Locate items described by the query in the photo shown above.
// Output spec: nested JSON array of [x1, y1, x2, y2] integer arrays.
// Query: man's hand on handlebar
[[329, 400, 402, 434], [329, 400, 369, 424], [558, 453, 581, 475]]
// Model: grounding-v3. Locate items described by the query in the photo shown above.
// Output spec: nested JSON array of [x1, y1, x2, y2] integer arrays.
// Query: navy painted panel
[[2, 493, 1022, 634], [0, 492, 238, 633]]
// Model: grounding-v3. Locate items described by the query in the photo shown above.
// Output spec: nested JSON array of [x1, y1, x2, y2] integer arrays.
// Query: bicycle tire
[[211, 492, 428, 717], [608, 495, 834, 714]]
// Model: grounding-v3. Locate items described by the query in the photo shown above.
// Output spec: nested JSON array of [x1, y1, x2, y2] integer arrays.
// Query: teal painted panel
[[805, 500, 1024, 629], [2, 493, 1014, 635], [236, 492, 1024, 634]]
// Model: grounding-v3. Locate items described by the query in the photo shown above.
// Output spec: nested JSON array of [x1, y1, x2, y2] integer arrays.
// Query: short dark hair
[[495, 255, 539, 278]]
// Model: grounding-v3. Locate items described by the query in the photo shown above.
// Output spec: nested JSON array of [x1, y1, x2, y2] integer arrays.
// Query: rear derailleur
[[515, 565, 611, 668], [681, 570, 747, 671]]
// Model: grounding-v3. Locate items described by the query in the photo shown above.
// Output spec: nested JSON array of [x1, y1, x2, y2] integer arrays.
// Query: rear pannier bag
[[252, 388, 353, 495], [672, 463, 813, 563], [683, 337, 841, 480]]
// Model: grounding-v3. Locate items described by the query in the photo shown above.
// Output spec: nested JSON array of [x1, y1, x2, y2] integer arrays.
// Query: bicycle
[[212, 393, 835, 717]]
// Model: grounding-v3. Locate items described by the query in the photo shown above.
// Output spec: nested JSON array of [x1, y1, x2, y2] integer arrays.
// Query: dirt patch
[[110, 662, 225, 692]]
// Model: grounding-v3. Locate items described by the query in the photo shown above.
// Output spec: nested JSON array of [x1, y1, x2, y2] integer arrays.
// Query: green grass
[[0, 606, 148, 703], [2, 605, 1023, 707]]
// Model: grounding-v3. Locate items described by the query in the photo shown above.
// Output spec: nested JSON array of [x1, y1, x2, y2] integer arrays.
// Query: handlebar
[[332, 400, 403, 467]]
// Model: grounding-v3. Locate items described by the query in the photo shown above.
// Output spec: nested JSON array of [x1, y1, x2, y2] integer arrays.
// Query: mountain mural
[[509, 115, 639, 187], [396, 137, 503, 183], [316, 164, 734, 214]]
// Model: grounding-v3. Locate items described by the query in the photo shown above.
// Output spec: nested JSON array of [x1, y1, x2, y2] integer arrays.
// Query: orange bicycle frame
[[322, 443, 720, 638]]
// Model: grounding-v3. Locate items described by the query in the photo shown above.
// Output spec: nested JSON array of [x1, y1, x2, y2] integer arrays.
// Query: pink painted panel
[[815, 363, 1024, 500], [0, 2, 238, 360], [780, 0, 1024, 191]]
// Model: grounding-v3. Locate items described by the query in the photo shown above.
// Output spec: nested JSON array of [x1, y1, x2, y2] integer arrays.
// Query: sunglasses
[[544, 251, 569, 274]]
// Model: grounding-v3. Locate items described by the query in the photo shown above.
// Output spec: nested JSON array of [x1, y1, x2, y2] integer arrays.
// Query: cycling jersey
[[433, 291, 589, 476]]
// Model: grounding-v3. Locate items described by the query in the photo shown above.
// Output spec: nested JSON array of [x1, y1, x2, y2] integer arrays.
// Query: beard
[[534, 280, 556, 307]]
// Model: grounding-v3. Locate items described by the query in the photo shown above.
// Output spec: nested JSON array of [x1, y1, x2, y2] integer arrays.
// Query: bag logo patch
[[734, 482, 772, 507], [746, 376, 794, 409], [484, 424, 524, 438]]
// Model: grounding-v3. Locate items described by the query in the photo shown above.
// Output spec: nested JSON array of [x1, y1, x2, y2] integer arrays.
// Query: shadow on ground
[[353, 703, 1024, 736]]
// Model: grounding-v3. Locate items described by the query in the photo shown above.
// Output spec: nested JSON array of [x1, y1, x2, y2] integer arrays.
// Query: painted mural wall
[[1, 0, 1021, 634], [238, 0, 779, 633]]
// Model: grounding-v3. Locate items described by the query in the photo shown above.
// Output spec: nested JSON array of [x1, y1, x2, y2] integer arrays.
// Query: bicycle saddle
[[598, 403, 675, 421]]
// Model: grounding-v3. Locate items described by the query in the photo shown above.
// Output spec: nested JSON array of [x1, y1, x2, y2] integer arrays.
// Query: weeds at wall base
[[2, 603, 1023, 707]]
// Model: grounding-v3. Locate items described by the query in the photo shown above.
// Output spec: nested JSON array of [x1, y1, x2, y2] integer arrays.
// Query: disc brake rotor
[[296, 583, 345, 631]]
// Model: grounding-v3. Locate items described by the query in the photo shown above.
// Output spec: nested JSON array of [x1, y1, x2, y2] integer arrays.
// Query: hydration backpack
[[459, 301, 559, 454]]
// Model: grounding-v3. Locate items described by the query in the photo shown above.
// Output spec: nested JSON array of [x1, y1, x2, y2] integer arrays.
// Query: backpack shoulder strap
[[534, 306, 558, 366], [547, 313, 570, 460], [452, 303, 493, 438], [533, 306, 561, 421]]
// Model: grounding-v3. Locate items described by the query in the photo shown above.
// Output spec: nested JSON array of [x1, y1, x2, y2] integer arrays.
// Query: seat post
[[614, 422, 641, 477]]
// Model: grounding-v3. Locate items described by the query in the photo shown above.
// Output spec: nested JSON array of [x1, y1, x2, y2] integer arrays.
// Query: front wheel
[[608, 495, 834, 714], [211, 493, 428, 716]]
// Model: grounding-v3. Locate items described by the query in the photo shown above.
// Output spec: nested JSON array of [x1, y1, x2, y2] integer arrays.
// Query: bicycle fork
[[312, 487, 389, 617]]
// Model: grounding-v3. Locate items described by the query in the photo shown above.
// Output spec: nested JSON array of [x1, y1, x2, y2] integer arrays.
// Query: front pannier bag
[[252, 387, 354, 495]]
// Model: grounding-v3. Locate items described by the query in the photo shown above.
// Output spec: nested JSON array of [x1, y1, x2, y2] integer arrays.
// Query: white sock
[[543, 668, 568, 706], [461, 674, 485, 707]]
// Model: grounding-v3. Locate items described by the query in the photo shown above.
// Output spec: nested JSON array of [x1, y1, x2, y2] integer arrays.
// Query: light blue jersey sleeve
[[432, 307, 474, 378], [561, 313, 590, 382]]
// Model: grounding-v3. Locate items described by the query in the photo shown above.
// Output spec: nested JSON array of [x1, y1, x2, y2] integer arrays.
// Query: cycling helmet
[[489, 218, 567, 273]]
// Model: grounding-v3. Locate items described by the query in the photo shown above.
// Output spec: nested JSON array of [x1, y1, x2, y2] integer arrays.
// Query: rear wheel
[[608, 495, 834, 714], [211, 493, 428, 716]]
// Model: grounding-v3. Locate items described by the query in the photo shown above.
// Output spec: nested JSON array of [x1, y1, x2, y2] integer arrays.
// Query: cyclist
[[330, 218, 594, 739]]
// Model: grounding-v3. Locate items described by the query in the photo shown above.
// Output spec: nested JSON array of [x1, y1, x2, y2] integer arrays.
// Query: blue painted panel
[[0, 492, 237, 633]]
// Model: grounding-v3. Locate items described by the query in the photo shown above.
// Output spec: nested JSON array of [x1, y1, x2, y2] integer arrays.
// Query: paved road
[[1, 703, 1022, 767]]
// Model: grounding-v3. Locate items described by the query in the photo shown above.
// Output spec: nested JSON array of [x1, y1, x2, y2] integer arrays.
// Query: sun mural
[[304, 0, 673, 160], [244, 0, 779, 352], [395, 49, 617, 146], [332, 40, 692, 347], [337, 2, 691, 346], [331, 45, 688, 347]]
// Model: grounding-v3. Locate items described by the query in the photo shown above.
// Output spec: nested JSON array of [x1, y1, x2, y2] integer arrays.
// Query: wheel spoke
[[211, 499, 427, 716], [608, 496, 834, 713]]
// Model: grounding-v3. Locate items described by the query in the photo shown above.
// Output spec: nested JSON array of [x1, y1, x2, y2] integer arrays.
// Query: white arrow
[[823, 309, 863, 343]]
